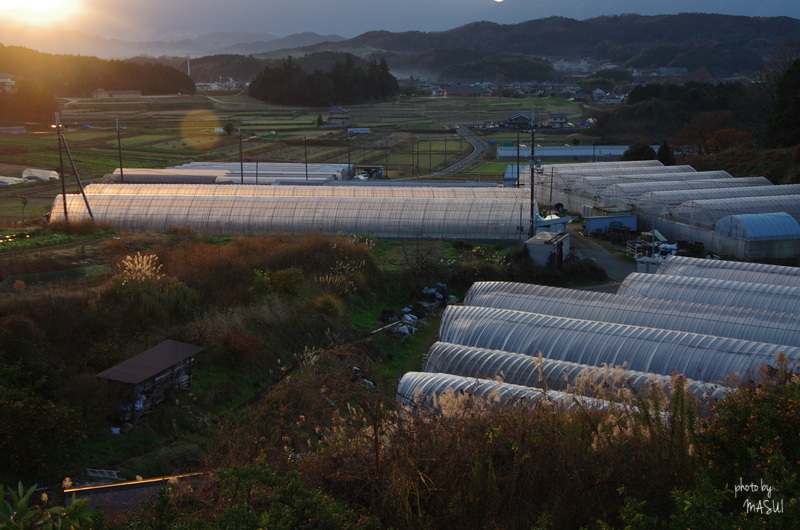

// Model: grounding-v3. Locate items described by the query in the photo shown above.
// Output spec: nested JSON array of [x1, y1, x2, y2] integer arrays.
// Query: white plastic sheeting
[[82, 183, 529, 200], [423, 342, 730, 400], [569, 171, 731, 200], [396, 372, 610, 410], [463, 281, 800, 346], [635, 184, 800, 216], [716, 213, 800, 242], [656, 255, 800, 288], [50, 194, 530, 241], [618, 272, 800, 315], [671, 195, 800, 227], [438, 305, 800, 384], [601, 177, 772, 208], [541, 167, 702, 194]]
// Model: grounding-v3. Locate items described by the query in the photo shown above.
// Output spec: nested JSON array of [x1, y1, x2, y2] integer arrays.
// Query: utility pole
[[304, 134, 309, 181], [55, 113, 68, 222], [529, 128, 535, 238], [116, 118, 124, 183], [238, 128, 244, 184]]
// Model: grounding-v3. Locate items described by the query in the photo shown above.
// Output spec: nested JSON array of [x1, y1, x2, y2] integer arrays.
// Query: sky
[[1, 0, 799, 41]]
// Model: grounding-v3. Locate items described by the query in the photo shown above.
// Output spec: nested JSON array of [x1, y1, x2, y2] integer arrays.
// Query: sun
[[0, 0, 82, 26]]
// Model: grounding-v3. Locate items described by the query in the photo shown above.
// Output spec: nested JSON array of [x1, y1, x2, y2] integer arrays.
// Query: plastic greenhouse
[[568, 171, 731, 200], [423, 342, 729, 400], [50, 194, 531, 241], [462, 281, 800, 346], [670, 195, 800, 227], [635, 184, 800, 216], [656, 255, 800, 288], [396, 372, 611, 410], [537, 166, 700, 192], [437, 305, 800, 383], [618, 273, 800, 315], [601, 177, 772, 208], [714, 213, 800, 259], [81, 183, 529, 200]]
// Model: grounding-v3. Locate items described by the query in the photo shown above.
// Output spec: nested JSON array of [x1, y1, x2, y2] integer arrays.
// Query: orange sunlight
[[0, 0, 82, 26]]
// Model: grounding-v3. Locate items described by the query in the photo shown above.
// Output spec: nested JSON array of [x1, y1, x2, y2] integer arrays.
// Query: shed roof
[[96, 340, 205, 385]]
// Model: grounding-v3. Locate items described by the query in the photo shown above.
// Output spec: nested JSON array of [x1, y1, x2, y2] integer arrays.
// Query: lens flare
[[0, 0, 82, 25]]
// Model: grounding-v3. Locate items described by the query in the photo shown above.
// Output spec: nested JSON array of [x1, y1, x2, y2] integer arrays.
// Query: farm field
[[0, 94, 580, 223]]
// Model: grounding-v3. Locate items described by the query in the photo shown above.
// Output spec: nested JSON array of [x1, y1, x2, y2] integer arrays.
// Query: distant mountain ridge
[[269, 14, 800, 78], [0, 25, 343, 58]]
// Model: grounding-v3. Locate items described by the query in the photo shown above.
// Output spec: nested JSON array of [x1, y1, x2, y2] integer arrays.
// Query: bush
[[315, 293, 345, 319]]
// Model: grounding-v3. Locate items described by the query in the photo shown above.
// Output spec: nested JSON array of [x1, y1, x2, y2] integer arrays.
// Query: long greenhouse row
[[51, 191, 533, 242], [522, 159, 800, 259], [398, 255, 800, 412]]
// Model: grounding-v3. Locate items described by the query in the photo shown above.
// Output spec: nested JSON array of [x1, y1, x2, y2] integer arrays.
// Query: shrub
[[315, 293, 345, 319]]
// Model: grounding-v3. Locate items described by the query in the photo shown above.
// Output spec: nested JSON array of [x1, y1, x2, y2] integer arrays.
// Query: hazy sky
[[2, 0, 799, 40]]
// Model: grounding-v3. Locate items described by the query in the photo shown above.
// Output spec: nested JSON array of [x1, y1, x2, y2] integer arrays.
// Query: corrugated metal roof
[[96, 340, 205, 385]]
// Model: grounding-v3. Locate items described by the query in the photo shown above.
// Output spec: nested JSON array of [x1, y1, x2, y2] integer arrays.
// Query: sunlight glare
[[0, 0, 82, 26]]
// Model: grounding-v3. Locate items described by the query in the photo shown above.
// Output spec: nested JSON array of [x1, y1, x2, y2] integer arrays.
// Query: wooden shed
[[97, 340, 205, 422]]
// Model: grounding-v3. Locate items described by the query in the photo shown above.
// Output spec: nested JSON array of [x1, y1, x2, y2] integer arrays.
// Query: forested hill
[[295, 14, 800, 78], [0, 44, 195, 98]]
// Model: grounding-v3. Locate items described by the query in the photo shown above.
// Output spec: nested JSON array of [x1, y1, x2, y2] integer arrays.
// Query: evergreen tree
[[620, 142, 657, 161], [656, 140, 676, 165], [766, 56, 800, 148]]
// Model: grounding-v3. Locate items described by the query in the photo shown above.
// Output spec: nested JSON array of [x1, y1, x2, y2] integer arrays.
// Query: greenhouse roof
[[424, 342, 730, 400], [618, 272, 800, 314], [671, 195, 800, 227], [601, 177, 771, 208], [463, 281, 800, 346], [438, 305, 800, 384], [656, 255, 800, 288], [715, 212, 800, 242], [51, 194, 532, 242], [396, 372, 612, 410], [636, 183, 798, 215]]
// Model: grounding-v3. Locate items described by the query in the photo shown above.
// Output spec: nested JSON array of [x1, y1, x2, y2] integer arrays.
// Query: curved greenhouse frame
[[671, 195, 800, 227], [396, 372, 610, 410], [618, 272, 800, 314], [424, 342, 730, 400], [544, 167, 699, 193], [635, 184, 800, 216], [50, 194, 530, 241], [438, 306, 800, 383], [601, 177, 772, 208], [82, 183, 529, 199], [570, 171, 730, 200], [656, 255, 800, 288], [463, 281, 800, 346]]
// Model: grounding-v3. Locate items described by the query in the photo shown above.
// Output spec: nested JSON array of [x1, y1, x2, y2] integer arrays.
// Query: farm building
[[96, 340, 205, 421]]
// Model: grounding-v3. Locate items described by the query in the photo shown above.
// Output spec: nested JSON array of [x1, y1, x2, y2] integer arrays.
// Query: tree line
[[0, 44, 195, 125], [248, 54, 399, 107]]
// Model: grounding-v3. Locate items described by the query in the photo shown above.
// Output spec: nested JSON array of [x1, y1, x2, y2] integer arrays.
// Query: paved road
[[568, 226, 637, 289], [394, 126, 490, 181]]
